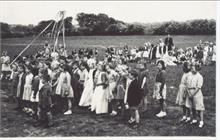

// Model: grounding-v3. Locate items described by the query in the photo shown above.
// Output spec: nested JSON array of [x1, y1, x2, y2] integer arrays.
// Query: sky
[[0, 1, 217, 25]]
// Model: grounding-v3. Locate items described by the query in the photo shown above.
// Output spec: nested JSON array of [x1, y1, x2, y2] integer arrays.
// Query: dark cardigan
[[127, 79, 142, 107]]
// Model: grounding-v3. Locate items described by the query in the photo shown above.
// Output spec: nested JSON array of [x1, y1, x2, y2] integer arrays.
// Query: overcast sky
[[0, 1, 217, 25]]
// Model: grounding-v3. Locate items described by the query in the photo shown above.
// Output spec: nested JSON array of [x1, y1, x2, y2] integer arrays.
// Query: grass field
[[1, 35, 216, 59], [0, 35, 216, 137]]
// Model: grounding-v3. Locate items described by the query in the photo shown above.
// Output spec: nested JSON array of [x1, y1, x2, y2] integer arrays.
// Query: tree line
[[0, 12, 216, 38]]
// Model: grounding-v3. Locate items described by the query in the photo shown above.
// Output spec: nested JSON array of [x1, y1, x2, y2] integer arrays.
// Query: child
[[9, 63, 19, 103], [137, 63, 149, 112], [153, 60, 167, 117], [30, 68, 46, 117], [91, 62, 109, 114], [176, 61, 191, 122], [185, 62, 205, 128], [126, 69, 142, 128], [15, 64, 26, 111], [73, 62, 88, 106], [35, 74, 53, 128], [55, 64, 74, 115], [22, 65, 34, 114], [79, 62, 96, 107], [106, 63, 119, 116]]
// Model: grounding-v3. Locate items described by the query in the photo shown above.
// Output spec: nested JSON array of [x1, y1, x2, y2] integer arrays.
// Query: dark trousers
[[37, 107, 52, 126]]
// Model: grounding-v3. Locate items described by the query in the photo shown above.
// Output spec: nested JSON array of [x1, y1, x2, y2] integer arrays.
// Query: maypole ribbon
[[9, 21, 54, 66]]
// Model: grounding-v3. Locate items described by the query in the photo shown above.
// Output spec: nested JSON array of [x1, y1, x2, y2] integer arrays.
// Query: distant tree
[[152, 19, 216, 35], [0, 22, 12, 38], [10, 24, 34, 37], [33, 20, 55, 35], [125, 24, 145, 35]]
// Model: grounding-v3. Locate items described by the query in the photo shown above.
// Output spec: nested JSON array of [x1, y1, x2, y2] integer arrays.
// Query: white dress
[[22, 73, 34, 101], [55, 72, 74, 97], [156, 46, 161, 59], [185, 72, 205, 111], [79, 69, 95, 106], [30, 79, 44, 102], [91, 71, 109, 114], [176, 72, 189, 105]]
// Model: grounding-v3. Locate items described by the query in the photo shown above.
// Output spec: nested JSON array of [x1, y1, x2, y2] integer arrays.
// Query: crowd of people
[[103, 35, 216, 66], [0, 35, 215, 129]]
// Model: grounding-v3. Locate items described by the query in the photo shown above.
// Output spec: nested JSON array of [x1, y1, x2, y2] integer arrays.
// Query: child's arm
[[141, 77, 146, 89], [189, 87, 200, 98], [52, 79, 58, 87]]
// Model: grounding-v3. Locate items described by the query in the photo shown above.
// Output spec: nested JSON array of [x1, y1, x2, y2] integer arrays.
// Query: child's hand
[[64, 91, 69, 96], [188, 92, 194, 99]]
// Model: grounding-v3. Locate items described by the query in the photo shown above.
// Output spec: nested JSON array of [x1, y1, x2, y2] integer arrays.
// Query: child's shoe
[[185, 117, 191, 123], [128, 118, 135, 124], [64, 110, 72, 115], [180, 116, 187, 122], [156, 111, 166, 118], [190, 119, 198, 125], [23, 107, 28, 113], [199, 121, 204, 128], [110, 111, 117, 116]]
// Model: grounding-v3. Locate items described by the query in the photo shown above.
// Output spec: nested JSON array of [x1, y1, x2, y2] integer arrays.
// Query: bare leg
[[67, 98, 72, 111], [159, 99, 166, 112], [199, 110, 204, 121], [135, 110, 140, 123]]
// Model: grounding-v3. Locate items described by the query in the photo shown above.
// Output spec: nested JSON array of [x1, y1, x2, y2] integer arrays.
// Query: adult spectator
[[164, 34, 174, 51]]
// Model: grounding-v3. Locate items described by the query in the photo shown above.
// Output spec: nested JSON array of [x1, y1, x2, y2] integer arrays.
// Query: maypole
[[9, 21, 54, 66], [9, 11, 67, 65], [53, 11, 66, 52]]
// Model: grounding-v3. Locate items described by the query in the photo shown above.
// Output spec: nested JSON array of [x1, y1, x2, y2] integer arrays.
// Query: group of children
[[1, 40, 206, 129], [176, 61, 205, 128]]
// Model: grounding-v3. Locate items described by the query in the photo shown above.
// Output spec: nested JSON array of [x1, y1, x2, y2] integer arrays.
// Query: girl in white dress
[[79, 62, 96, 107], [185, 62, 205, 128], [22, 65, 34, 113], [176, 61, 191, 122], [91, 62, 109, 114]]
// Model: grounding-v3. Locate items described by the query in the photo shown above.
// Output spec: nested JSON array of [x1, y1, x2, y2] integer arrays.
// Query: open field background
[[1, 35, 216, 59], [0, 35, 216, 137]]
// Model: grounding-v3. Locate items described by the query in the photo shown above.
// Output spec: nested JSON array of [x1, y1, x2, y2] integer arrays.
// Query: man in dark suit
[[164, 34, 174, 51]]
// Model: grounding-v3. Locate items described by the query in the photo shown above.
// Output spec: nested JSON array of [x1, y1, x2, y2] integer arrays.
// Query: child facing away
[[153, 60, 167, 118], [126, 69, 143, 128], [34, 74, 53, 128], [185, 62, 205, 128], [176, 61, 191, 122]]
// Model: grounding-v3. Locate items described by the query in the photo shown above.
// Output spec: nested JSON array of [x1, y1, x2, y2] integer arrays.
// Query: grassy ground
[[0, 63, 216, 137]]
